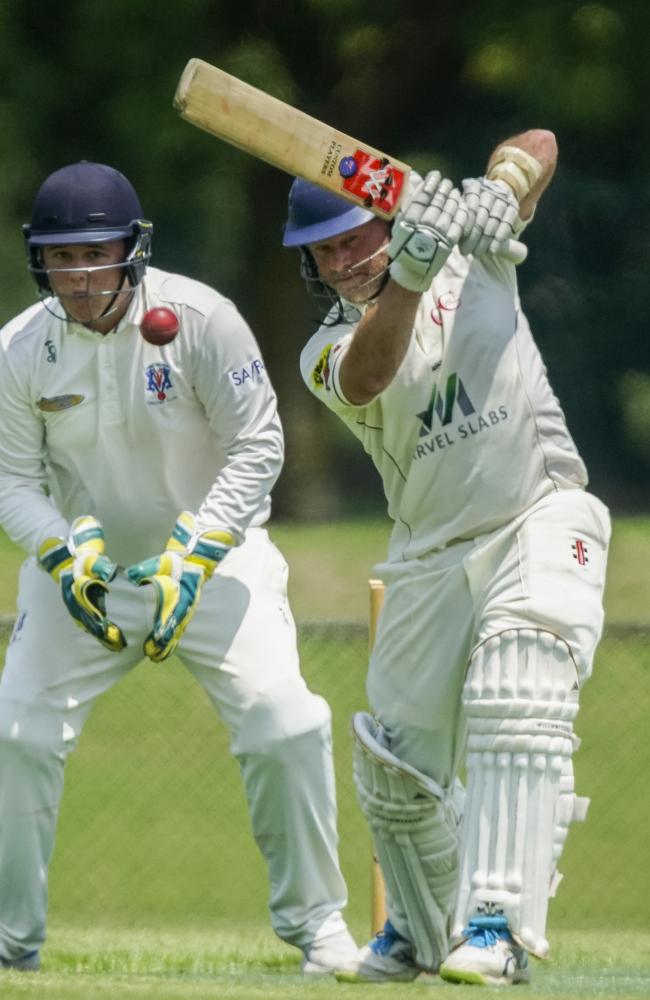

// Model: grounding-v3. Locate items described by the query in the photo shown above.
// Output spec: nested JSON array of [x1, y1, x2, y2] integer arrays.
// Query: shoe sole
[[440, 965, 530, 986], [303, 960, 363, 976], [335, 969, 421, 984]]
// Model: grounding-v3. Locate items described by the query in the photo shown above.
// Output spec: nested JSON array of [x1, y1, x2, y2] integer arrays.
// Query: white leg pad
[[549, 756, 590, 897], [453, 629, 582, 958], [352, 711, 463, 971]]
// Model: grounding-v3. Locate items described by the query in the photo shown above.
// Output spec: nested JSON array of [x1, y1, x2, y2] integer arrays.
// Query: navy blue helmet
[[282, 178, 390, 324], [23, 162, 153, 293], [282, 178, 375, 247]]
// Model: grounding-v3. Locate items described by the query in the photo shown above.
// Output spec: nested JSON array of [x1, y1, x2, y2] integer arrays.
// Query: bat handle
[[500, 238, 528, 265]]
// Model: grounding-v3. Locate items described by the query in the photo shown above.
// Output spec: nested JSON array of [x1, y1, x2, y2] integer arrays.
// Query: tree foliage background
[[1, 0, 648, 519]]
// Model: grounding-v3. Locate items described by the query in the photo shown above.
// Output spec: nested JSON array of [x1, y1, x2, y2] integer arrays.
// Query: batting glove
[[38, 515, 126, 653], [388, 171, 468, 292], [126, 511, 234, 663], [458, 177, 520, 258]]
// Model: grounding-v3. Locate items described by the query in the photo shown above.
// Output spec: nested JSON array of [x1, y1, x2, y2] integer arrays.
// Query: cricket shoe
[[335, 919, 420, 983], [440, 915, 529, 986], [0, 950, 40, 972], [301, 924, 360, 975]]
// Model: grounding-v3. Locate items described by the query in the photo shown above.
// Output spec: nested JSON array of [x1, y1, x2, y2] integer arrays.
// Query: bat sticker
[[340, 152, 406, 214]]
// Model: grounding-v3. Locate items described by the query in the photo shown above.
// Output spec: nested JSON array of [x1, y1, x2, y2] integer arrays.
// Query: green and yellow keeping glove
[[38, 515, 127, 653], [126, 511, 234, 663]]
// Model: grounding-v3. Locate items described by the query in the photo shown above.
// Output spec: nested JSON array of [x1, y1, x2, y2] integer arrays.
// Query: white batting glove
[[459, 177, 520, 258], [388, 171, 468, 292]]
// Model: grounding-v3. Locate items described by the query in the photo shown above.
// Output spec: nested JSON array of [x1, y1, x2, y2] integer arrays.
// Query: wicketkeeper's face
[[41, 239, 130, 327], [309, 218, 391, 303]]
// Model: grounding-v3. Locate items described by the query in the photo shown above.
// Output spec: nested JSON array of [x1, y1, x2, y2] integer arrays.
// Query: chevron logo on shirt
[[417, 372, 475, 435]]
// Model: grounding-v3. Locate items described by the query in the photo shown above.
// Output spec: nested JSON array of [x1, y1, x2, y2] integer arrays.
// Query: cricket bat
[[173, 57, 526, 264]]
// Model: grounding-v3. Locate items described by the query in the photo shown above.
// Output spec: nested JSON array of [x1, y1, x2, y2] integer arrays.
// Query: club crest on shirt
[[144, 362, 176, 404]]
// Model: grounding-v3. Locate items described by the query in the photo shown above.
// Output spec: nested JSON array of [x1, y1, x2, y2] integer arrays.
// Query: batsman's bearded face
[[42, 240, 130, 326], [309, 218, 390, 304]]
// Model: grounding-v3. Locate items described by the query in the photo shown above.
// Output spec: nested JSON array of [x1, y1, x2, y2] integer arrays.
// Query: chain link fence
[[0, 618, 648, 936]]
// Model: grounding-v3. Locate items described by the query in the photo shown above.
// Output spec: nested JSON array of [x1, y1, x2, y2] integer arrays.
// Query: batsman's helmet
[[282, 178, 374, 247], [23, 161, 153, 293]]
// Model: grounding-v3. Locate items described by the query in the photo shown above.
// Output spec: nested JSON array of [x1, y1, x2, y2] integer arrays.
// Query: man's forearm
[[486, 130, 557, 219], [339, 281, 421, 405]]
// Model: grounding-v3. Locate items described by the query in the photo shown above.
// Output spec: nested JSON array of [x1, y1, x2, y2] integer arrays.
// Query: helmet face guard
[[283, 178, 391, 321], [23, 161, 153, 296]]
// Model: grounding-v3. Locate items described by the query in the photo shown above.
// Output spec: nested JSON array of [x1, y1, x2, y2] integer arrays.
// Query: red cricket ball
[[140, 307, 179, 346]]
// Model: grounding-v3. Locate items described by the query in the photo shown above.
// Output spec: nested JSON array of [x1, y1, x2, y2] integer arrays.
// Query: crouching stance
[[283, 130, 610, 984], [0, 161, 358, 975]]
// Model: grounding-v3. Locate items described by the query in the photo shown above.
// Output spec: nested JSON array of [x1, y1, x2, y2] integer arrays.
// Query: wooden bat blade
[[173, 58, 410, 220], [173, 58, 527, 264]]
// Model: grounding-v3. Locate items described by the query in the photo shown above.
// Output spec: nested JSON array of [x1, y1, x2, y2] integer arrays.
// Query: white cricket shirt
[[0, 267, 283, 564], [300, 249, 588, 562]]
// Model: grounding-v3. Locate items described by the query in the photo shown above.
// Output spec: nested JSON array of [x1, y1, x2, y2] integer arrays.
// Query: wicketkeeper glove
[[38, 515, 126, 653], [388, 170, 468, 293], [458, 176, 521, 258], [126, 511, 234, 663]]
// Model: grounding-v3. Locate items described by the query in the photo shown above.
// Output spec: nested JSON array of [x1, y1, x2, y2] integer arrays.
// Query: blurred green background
[[0, 0, 648, 520]]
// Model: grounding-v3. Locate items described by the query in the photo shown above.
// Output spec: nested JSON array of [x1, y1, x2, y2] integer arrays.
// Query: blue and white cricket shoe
[[335, 919, 420, 983], [440, 915, 530, 986]]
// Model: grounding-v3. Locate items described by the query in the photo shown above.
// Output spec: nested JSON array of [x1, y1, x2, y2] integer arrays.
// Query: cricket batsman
[[283, 130, 610, 985], [0, 161, 360, 975]]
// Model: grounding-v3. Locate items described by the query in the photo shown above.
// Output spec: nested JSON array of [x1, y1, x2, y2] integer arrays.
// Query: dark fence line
[[1, 615, 649, 643]]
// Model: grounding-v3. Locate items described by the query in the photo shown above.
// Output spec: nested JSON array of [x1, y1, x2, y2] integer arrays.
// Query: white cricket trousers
[[368, 488, 611, 785], [0, 528, 348, 962]]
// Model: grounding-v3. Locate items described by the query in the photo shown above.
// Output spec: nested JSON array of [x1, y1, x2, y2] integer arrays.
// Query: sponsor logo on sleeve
[[572, 539, 589, 566], [311, 344, 333, 391], [229, 359, 266, 386]]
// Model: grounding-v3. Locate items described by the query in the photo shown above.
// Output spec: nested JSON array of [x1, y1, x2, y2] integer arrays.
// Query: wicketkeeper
[[0, 161, 359, 975], [283, 130, 610, 986]]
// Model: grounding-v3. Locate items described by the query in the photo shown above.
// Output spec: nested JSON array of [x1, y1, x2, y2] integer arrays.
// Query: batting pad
[[352, 711, 463, 971], [550, 756, 590, 898], [453, 629, 581, 958]]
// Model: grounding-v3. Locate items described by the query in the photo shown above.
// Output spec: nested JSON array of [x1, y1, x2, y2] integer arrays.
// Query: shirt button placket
[[99, 335, 123, 424]]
